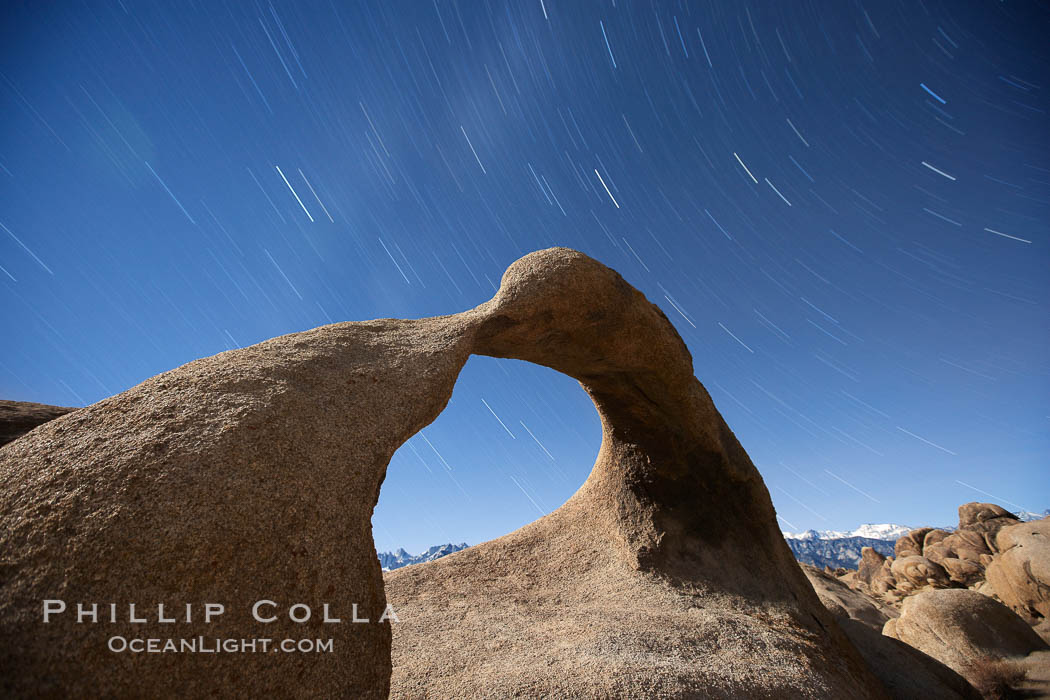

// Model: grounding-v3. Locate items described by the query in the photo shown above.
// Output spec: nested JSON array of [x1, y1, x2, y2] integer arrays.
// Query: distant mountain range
[[781, 509, 1048, 569], [779, 524, 908, 569], [781, 523, 914, 542], [380, 510, 1048, 573], [378, 542, 469, 571], [784, 535, 897, 569]]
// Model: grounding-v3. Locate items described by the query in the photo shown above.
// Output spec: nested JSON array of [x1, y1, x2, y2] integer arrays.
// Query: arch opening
[[373, 354, 602, 564]]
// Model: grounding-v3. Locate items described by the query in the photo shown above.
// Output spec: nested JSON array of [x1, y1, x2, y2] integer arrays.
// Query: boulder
[[887, 589, 1049, 684], [883, 618, 897, 637], [972, 579, 998, 599], [924, 528, 951, 550], [940, 557, 985, 587], [881, 505, 1029, 600], [959, 503, 1016, 529], [802, 563, 897, 630], [871, 557, 898, 596], [891, 555, 950, 591], [896, 527, 935, 559], [922, 529, 953, 564], [1035, 620, 1050, 646], [937, 530, 991, 564], [0, 248, 891, 698], [840, 619, 979, 699], [986, 518, 1050, 620], [858, 546, 887, 586], [0, 399, 75, 446], [957, 502, 1019, 554], [923, 505, 1019, 571]]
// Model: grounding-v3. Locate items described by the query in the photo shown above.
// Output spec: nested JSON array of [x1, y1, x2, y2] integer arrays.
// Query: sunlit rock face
[[986, 518, 1050, 622], [1, 308, 478, 697], [3, 248, 892, 697], [885, 588, 1048, 688]]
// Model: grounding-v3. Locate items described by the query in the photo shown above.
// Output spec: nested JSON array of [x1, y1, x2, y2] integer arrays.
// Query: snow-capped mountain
[[381, 509, 1047, 574], [782, 508, 1046, 569], [783, 508, 1047, 544], [781, 523, 913, 542], [784, 536, 895, 570], [378, 543, 469, 572], [781, 523, 910, 568]]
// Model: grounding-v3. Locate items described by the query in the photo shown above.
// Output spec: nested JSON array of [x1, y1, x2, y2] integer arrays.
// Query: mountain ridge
[[383, 509, 1048, 573], [378, 542, 469, 572], [782, 523, 913, 541]]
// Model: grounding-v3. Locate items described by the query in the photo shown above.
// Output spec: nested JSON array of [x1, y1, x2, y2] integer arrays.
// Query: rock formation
[[801, 563, 896, 631], [383, 249, 957, 698], [838, 619, 981, 700], [849, 503, 1027, 607], [858, 546, 890, 587], [798, 565, 979, 699], [1, 315, 471, 695], [828, 503, 1050, 692], [885, 589, 1048, 687], [896, 528, 935, 559], [986, 518, 1050, 623], [891, 555, 950, 592], [1, 248, 965, 698], [925, 504, 1020, 578], [0, 399, 75, 446]]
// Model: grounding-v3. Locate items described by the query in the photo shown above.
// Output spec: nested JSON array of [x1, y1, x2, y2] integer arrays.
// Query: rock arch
[[1, 248, 883, 697]]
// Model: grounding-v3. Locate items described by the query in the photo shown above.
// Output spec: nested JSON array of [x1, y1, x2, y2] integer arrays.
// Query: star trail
[[1, 1, 1047, 553]]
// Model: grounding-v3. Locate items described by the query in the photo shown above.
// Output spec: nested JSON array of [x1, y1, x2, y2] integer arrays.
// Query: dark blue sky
[[2, 1, 1047, 553]]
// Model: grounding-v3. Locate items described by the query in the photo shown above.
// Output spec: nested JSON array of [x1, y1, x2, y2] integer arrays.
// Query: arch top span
[[467, 247, 775, 579]]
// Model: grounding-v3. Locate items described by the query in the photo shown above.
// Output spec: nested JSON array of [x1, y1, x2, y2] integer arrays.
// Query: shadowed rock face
[[2, 248, 890, 697], [837, 620, 980, 700], [0, 400, 75, 446]]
